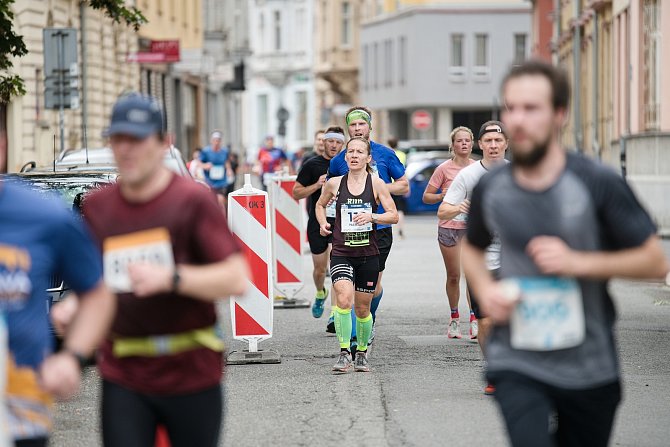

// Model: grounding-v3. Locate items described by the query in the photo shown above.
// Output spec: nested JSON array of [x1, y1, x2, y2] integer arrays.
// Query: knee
[[354, 304, 370, 319], [446, 275, 460, 286]]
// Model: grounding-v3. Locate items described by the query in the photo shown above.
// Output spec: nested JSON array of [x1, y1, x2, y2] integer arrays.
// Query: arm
[[387, 175, 409, 196], [526, 234, 669, 280], [292, 178, 325, 200], [127, 253, 248, 302], [352, 178, 399, 226], [316, 179, 337, 235], [437, 200, 469, 221], [423, 184, 445, 205], [437, 174, 467, 220]]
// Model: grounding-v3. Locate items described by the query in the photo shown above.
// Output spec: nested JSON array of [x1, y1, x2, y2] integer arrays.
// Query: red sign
[[127, 40, 180, 63], [411, 110, 433, 131]]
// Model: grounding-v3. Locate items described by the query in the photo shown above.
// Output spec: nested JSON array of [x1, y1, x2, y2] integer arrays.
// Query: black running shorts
[[330, 255, 379, 294], [376, 227, 393, 272]]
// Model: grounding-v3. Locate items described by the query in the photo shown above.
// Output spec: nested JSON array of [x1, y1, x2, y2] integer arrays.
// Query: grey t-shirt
[[467, 153, 656, 389]]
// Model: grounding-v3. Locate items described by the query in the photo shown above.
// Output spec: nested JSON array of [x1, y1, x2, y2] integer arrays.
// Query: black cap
[[478, 120, 507, 139], [104, 93, 165, 139]]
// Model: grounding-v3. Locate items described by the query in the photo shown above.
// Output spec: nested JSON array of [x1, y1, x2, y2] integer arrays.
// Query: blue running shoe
[[311, 288, 328, 318]]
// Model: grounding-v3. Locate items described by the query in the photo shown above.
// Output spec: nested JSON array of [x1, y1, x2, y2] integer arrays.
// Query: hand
[[50, 294, 79, 337], [316, 174, 327, 187], [319, 222, 332, 237], [203, 162, 213, 170], [353, 212, 372, 226], [526, 236, 578, 276], [479, 281, 521, 324], [439, 191, 446, 201], [127, 263, 172, 297], [458, 199, 470, 214], [40, 352, 81, 400]]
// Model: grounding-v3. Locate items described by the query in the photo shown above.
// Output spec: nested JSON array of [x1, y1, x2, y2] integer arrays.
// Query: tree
[[0, 0, 147, 104]]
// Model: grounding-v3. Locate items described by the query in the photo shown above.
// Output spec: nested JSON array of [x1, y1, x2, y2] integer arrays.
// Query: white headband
[[324, 132, 345, 142]]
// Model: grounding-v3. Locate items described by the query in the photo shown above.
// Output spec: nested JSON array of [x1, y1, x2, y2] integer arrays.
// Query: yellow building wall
[[137, 0, 202, 49]]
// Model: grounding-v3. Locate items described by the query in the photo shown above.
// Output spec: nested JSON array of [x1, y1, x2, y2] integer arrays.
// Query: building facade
[[360, 2, 532, 142], [5, 0, 139, 172], [244, 0, 316, 159], [540, 0, 670, 232]]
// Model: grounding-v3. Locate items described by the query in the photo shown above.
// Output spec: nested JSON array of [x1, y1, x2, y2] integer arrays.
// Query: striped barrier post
[[226, 174, 280, 364], [269, 173, 309, 309]]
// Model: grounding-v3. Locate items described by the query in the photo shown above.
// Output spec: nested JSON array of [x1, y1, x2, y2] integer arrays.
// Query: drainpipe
[[620, 10, 631, 179], [573, 0, 582, 151], [592, 10, 600, 159], [79, 2, 89, 161]]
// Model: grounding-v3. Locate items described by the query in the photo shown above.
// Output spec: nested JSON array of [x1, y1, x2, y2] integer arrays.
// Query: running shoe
[[367, 321, 376, 346], [326, 315, 336, 333], [354, 351, 370, 372], [332, 351, 352, 374], [311, 288, 328, 318], [484, 383, 496, 395], [448, 319, 462, 339], [470, 317, 479, 340]]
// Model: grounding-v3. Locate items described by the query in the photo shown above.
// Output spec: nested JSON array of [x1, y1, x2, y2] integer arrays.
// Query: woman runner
[[316, 137, 398, 373]]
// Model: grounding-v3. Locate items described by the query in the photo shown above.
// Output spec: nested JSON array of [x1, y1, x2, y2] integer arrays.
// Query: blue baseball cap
[[104, 93, 165, 139]]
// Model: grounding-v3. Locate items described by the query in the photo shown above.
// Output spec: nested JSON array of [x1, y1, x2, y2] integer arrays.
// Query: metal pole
[[57, 31, 65, 154], [592, 12, 600, 158], [80, 2, 89, 161], [573, 0, 582, 151]]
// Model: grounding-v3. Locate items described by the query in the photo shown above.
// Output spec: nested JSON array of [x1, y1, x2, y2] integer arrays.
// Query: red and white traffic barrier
[[269, 174, 307, 308], [227, 175, 279, 363]]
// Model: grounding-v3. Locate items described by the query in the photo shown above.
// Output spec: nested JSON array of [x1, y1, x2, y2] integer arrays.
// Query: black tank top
[[332, 173, 379, 257]]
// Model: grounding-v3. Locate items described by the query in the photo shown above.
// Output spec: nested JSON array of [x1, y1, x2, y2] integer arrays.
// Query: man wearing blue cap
[[84, 93, 248, 447], [328, 106, 409, 351]]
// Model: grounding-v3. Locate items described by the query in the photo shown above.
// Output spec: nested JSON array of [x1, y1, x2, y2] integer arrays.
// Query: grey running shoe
[[332, 351, 352, 374], [354, 351, 370, 372]]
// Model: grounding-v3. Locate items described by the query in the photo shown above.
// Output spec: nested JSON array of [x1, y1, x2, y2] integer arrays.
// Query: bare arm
[[316, 178, 337, 235], [387, 175, 409, 196], [292, 176, 326, 200], [352, 178, 399, 226], [437, 200, 469, 221], [423, 184, 445, 204], [526, 234, 670, 280]]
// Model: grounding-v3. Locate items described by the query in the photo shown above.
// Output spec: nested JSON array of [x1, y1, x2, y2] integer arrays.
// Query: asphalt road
[[51, 215, 670, 447]]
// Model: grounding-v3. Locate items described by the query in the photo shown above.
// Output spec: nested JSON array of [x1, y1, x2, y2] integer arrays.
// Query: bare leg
[[311, 251, 329, 292], [439, 242, 462, 310]]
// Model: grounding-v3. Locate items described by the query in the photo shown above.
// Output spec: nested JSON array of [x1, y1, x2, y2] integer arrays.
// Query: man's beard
[[512, 135, 551, 167]]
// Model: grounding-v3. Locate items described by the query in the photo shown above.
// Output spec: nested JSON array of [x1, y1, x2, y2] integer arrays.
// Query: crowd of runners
[[2, 60, 669, 447]]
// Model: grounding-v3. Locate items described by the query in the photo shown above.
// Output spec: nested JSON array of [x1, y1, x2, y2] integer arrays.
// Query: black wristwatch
[[64, 349, 89, 370], [172, 267, 181, 293]]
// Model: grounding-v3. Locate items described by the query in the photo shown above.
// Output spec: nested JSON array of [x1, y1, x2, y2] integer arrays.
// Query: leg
[[553, 381, 621, 447], [330, 257, 355, 350], [309, 227, 330, 318], [492, 373, 554, 447], [312, 251, 329, 292], [439, 241, 462, 311], [102, 380, 157, 447], [156, 384, 223, 447], [353, 255, 379, 351]]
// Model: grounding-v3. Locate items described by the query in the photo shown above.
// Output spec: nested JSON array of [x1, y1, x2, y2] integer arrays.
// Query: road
[[52, 215, 670, 446]]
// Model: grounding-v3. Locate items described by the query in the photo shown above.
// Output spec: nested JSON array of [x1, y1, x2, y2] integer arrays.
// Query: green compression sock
[[356, 313, 373, 351], [334, 307, 353, 349]]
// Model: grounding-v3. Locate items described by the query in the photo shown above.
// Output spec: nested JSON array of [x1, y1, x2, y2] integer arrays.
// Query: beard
[[512, 134, 551, 167]]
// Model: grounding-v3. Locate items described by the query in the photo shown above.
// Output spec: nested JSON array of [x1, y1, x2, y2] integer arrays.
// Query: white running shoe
[[448, 319, 462, 339]]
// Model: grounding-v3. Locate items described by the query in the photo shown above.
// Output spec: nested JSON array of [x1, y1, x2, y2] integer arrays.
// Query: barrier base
[[227, 349, 281, 365], [273, 296, 310, 309]]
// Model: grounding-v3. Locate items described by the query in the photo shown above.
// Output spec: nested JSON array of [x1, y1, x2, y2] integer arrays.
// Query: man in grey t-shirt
[[462, 61, 669, 447]]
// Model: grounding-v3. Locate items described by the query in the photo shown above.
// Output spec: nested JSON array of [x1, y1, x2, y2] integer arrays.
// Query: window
[[642, 0, 660, 130], [257, 94, 268, 143], [274, 11, 281, 51], [296, 8, 306, 51], [514, 34, 527, 64], [475, 34, 488, 67], [451, 34, 464, 67], [342, 1, 352, 46], [399, 36, 406, 85], [373, 42, 379, 89], [296, 91, 308, 141], [363, 44, 369, 90]]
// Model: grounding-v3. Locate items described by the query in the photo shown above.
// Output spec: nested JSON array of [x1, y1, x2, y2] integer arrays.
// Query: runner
[[423, 127, 476, 339], [200, 131, 233, 196], [387, 137, 408, 239], [328, 106, 408, 351], [255, 135, 291, 190], [83, 94, 248, 447], [462, 60, 669, 446], [439, 121, 509, 395], [316, 137, 398, 373], [292, 126, 345, 322], [302, 129, 326, 164], [1, 179, 115, 447]]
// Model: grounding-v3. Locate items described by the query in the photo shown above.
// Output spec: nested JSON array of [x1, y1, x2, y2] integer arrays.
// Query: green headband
[[346, 109, 372, 126]]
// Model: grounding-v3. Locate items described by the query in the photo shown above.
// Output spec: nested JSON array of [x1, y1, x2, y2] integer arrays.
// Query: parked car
[[405, 157, 451, 214]]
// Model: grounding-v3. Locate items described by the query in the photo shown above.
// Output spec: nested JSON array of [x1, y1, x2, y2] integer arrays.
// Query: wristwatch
[[371, 213, 378, 224], [64, 349, 89, 370], [172, 267, 181, 293]]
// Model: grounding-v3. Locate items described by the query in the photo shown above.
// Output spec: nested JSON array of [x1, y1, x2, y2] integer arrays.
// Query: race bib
[[209, 165, 225, 180], [326, 200, 337, 218], [507, 277, 585, 351], [103, 228, 175, 293], [341, 203, 373, 233]]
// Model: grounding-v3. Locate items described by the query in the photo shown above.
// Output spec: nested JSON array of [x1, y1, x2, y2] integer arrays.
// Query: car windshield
[[16, 177, 110, 209]]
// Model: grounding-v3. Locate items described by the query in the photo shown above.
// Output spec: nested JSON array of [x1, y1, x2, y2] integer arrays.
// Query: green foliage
[[0, 0, 147, 103]]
